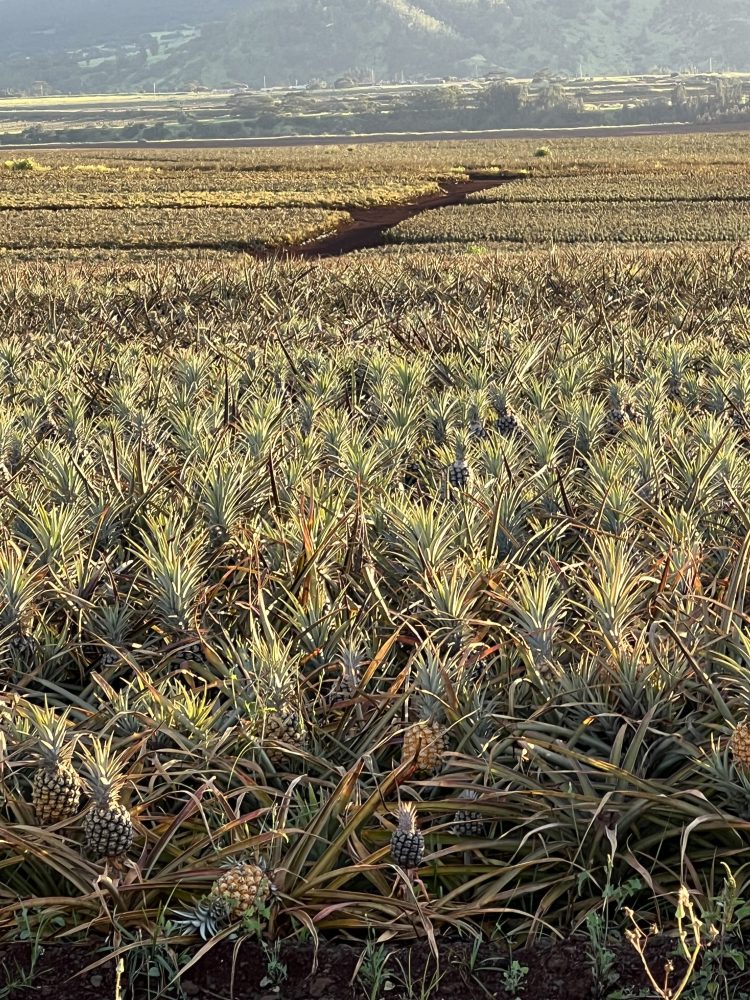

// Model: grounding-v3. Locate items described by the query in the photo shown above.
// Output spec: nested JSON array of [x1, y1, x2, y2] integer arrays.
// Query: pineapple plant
[[0, 546, 43, 662], [606, 383, 639, 432], [231, 636, 308, 767], [730, 722, 750, 771], [80, 739, 134, 859], [25, 703, 82, 826], [87, 602, 139, 671], [466, 402, 487, 442], [492, 387, 522, 436], [401, 659, 449, 777], [334, 643, 367, 699], [447, 439, 470, 490], [132, 517, 210, 669], [452, 790, 485, 838], [264, 699, 307, 766], [390, 803, 425, 869]]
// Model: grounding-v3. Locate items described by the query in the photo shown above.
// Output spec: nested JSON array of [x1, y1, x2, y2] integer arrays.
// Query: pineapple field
[[2, 135, 750, 999]]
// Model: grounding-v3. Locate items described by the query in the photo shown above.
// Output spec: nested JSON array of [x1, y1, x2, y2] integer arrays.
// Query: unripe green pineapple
[[80, 739, 134, 859], [390, 803, 424, 869], [25, 704, 82, 826], [264, 700, 306, 766], [452, 790, 485, 838]]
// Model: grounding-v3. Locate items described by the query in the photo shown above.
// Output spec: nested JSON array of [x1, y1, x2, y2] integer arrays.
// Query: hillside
[[1, 0, 749, 92]]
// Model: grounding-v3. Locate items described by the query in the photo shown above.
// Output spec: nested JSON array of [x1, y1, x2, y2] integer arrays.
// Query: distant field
[[2, 72, 749, 147], [1, 133, 748, 256]]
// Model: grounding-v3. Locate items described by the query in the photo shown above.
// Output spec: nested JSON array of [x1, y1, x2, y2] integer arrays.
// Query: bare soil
[[293, 177, 511, 257], [5, 935, 743, 1000], [0, 943, 115, 998]]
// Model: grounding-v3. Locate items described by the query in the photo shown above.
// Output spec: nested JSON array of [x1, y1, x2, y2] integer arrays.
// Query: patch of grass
[[3, 157, 44, 171]]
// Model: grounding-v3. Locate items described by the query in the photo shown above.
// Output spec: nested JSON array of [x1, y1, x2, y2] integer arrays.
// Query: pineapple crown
[[395, 802, 419, 833], [0, 544, 43, 634], [173, 895, 232, 941], [412, 654, 447, 724], [23, 702, 78, 765], [456, 789, 481, 804], [336, 643, 368, 691], [79, 738, 129, 804], [220, 854, 268, 875]]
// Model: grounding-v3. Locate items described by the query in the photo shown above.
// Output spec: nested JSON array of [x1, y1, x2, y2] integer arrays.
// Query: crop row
[[470, 165, 750, 203], [389, 198, 750, 245], [0, 182, 440, 211], [0, 206, 349, 250]]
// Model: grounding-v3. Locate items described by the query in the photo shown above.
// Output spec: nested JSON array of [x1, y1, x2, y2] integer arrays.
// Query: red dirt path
[[292, 177, 510, 257]]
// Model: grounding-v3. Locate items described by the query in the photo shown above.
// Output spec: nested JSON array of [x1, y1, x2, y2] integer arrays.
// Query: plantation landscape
[[3, 133, 750, 998]]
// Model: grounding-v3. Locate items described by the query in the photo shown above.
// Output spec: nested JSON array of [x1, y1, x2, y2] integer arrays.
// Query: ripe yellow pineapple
[[80, 739, 134, 859], [210, 858, 272, 920], [730, 722, 750, 770], [401, 719, 448, 777], [25, 704, 82, 826], [400, 659, 448, 777]]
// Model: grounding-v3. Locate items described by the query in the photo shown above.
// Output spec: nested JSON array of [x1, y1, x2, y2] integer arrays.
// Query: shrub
[[534, 146, 553, 158], [3, 157, 43, 170]]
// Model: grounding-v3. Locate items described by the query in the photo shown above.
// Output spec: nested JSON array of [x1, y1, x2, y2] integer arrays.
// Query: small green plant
[[534, 146, 552, 158], [684, 865, 750, 1000], [393, 951, 445, 1000], [502, 959, 529, 996], [355, 936, 392, 1000], [260, 941, 288, 991], [241, 896, 273, 939], [586, 910, 619, 998]]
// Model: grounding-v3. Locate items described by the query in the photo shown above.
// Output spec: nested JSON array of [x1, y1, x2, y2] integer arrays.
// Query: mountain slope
[[1, 0, 748, 92]]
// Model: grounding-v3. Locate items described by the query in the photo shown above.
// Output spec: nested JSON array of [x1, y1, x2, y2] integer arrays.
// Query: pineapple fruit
[[730, 722, 750, 771], [173, 858, 272, 939], [264, 700, 306, 766], [401, 719, 447, 777], [401, 659, 449, 777], [606, 383, 639, 433], [467, 403, 487, 442], [492, 388, 522, 436], [26, 704, 82, 826], [452, 790, 485, 838], [448, 440, 470, 490], [210, 858, 272, 920], [80, 740, 134, 859], [390, 803, 425, 869]]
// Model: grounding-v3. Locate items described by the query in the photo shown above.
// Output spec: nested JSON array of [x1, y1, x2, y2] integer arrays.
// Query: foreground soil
[[0, 935, 728, 1000]]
